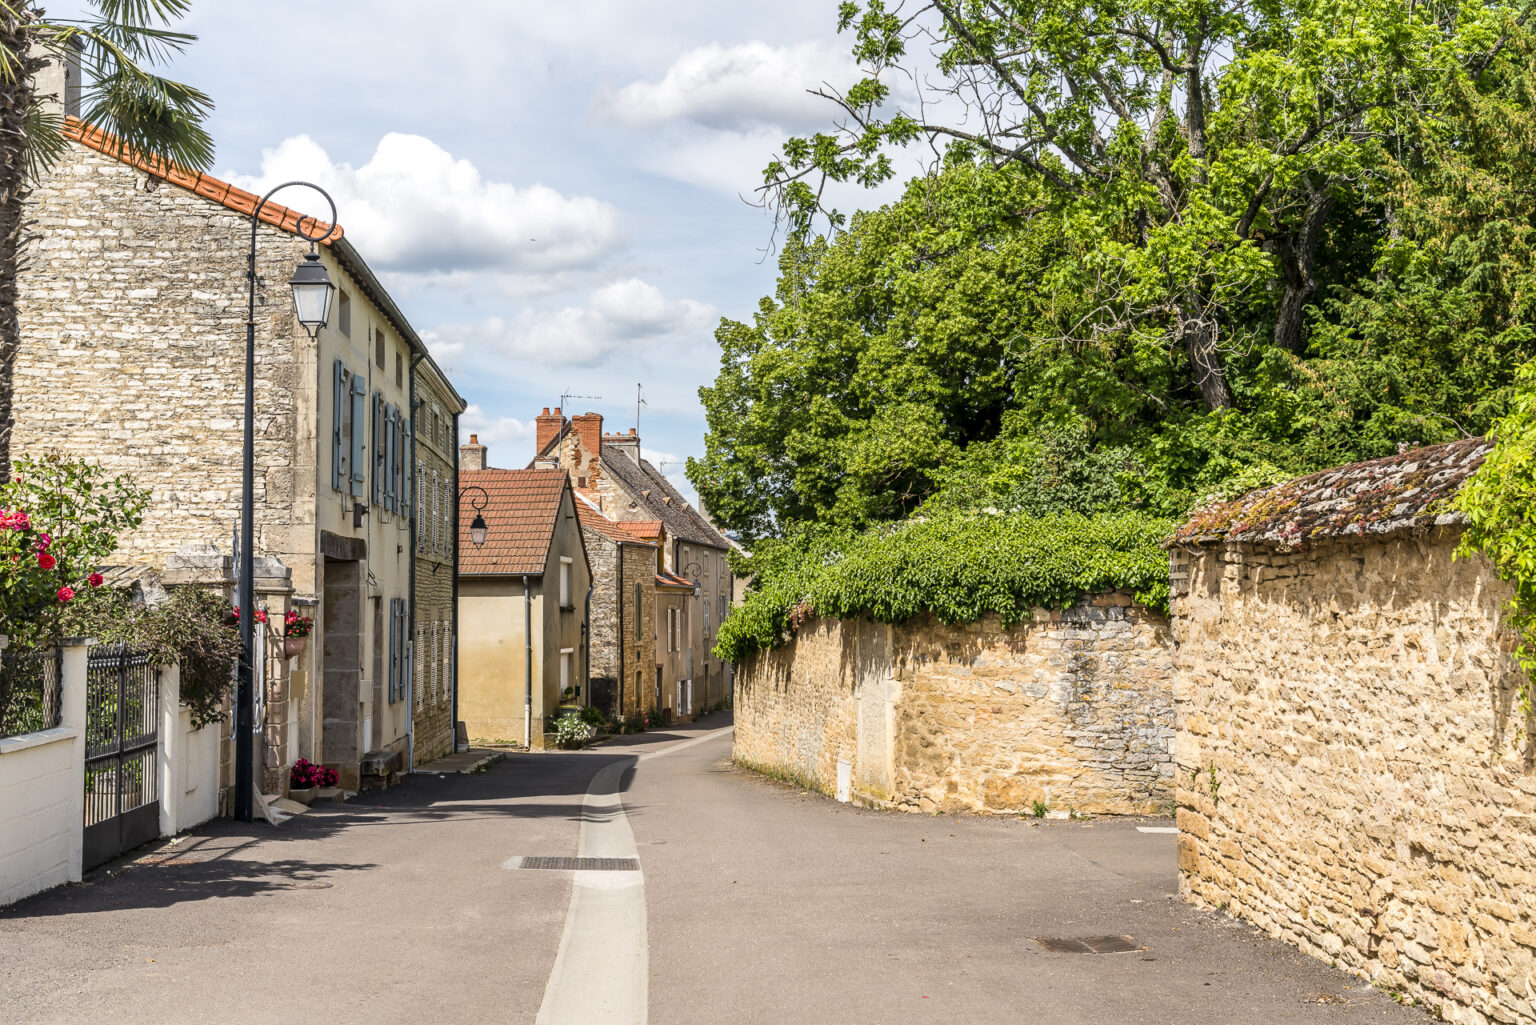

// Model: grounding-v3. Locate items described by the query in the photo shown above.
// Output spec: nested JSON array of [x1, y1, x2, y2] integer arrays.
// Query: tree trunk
[[0, 9, 37, 483], [1178, 301, 1235, 411], [1272, 192, 1335, 355]]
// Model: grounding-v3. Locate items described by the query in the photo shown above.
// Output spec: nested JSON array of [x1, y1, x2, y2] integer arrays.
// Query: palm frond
[[23, 103, 67, 182]]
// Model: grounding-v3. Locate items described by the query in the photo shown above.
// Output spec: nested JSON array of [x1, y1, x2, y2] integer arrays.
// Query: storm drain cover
[[514, 857, 640, 871], [1035, 935, 1141, 954]]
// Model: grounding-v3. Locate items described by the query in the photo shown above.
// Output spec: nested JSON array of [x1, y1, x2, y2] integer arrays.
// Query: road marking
[[534, 725, 733, 1025], [1137, 826, 1179, 834]]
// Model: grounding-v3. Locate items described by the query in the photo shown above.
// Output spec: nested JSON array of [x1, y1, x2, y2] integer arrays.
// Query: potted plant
[[288, 758, 337, 804], [283, 609, 313, 657]]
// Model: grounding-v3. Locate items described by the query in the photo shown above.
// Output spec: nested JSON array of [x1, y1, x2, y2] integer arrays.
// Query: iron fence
[[83, 644, 160, 868], [0, 645, 62, 740]]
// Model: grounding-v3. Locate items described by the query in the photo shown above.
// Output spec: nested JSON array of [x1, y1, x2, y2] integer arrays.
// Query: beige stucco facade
[[459, 486, 590, 748]]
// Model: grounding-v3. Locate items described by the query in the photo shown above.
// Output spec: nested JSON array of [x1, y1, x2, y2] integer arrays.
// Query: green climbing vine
[[1455, 359, 1536, 734], [714, 510, 1174, 662]]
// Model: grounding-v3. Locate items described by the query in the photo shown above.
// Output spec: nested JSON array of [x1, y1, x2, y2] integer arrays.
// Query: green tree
[[0, 1, 212, 477], [766, 0, 1534, 412]]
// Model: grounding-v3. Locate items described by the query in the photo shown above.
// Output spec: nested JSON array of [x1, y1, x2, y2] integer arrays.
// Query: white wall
[[0, 644, 86, 906]]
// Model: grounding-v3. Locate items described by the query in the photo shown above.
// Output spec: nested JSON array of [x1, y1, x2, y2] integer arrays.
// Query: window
[[348, 371, 366, 498], [559, 556, 572, 608], [415, 625, 424, 710], [374, 325, 386, 368], [560, 649, 573, 695], [338, 291, 351, 337], [634, 583, 643, 641], [429, 468, 439, 553], [395, 349, 403, 389], [332, 360, 348, 492]]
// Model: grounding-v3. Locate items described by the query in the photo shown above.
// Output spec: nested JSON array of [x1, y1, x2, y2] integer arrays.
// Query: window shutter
[[371, 392, 383, 507], [401, 417, 413, 519], [388, 406, 400, 514], [430, 469, 440, 553], [417, 461, 427, 550], [348, 373, 366, 498], [332, 360, 347, 492]]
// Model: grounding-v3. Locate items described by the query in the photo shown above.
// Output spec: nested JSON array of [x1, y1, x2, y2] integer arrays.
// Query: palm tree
[[0, 1, 212, 477]]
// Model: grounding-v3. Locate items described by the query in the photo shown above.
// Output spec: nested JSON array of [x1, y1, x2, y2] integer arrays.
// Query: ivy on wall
[[715, 510, 1173, 662], [1456, 359, 1536, 727]]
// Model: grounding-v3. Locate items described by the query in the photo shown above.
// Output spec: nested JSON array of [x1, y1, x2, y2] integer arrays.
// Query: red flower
[[36, 552, 56, 570], [88, 573, 104, 587], [57, 586, 74, 603]]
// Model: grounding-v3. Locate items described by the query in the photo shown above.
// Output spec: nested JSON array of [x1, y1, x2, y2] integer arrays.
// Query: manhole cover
[[1035, 935, 1141, 954], [515, 857, 640, 871]]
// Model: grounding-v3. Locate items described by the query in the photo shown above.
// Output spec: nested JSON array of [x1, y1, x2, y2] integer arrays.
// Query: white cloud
[[606, 40, 858, 133], [428, 278, 716, 369], [458, 405, 536, 468], [225, 133, 621, 278]]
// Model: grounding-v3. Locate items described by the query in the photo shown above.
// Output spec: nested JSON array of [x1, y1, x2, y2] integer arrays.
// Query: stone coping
[[0, 726, 79, 756]]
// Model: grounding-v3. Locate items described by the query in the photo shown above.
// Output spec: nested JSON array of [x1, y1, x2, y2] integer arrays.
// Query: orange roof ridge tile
[[63, 117, 343, 246]]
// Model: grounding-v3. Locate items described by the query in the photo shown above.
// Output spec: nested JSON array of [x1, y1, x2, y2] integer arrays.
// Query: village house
[[12, 105, 462, 795], [456, 444, 591, 748], [530, 409, 741, 718], [574, 492, 661, 719]]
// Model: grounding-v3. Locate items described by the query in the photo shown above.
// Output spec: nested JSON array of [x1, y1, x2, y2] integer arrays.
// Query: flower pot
[[288, 786, 316, 806], [284, 636, 308, 658]]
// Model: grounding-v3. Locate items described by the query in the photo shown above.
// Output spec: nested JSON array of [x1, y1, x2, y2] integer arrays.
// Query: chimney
[[571, 412, 603, 466], [536, 407, 565, 460], [460, 433, 487, 472], [603, 426, 641, 466], [31, 38, 82, 120]]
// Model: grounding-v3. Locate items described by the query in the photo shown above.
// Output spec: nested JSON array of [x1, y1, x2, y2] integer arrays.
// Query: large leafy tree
[[765, 0, 1534, 412], [0, 1, 212, 476], [694, 0, 1536, 542]]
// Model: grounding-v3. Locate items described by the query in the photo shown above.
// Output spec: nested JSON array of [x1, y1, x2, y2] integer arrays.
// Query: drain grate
[[516, 857, 640, 871], [1035, 935, 1141, 954]]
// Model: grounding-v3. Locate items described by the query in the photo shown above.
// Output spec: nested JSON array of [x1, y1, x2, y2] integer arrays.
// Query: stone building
[[732, 603, 1176, 814], [456, 464, 591, 748], [654, 569, 696, 719], [574, 493, 660, 719], [1169, 437, 1536, 1025], [529, 408, 742, 717], [14, 117, 460, 793], [410, 358, 465, 765]]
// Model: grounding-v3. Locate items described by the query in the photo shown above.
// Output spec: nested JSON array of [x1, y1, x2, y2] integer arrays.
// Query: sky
[[46, 0, 915, 503]]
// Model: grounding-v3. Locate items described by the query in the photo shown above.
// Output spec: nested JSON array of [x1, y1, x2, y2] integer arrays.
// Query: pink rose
[[36, 552, 56, 570], [57, 586, 74, 603], [88, 573, 104, 587]]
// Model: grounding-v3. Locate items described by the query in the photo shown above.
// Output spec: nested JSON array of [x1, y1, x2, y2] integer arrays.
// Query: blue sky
[[47, 0, 911, 501]]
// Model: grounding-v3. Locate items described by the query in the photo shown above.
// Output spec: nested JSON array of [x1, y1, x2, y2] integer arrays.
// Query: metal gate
[[83, 645, 160, 871]]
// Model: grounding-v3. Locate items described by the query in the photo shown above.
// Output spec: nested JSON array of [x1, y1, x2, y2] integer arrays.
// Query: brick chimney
[[460, 433, 487, 471], [535, 407, 565, 459], [571, 412, 604, 465], [603, 427, 641, 466]]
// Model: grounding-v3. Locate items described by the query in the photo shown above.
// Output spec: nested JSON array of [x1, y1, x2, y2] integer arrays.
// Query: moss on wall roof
[[1172, 436, 1491, 551]]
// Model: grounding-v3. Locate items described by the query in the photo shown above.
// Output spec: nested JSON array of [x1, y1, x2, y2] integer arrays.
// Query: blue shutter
[[384, 405, 397, 513], [331, 360, 347, 492], [388, 597, 399, 703], [371, 392, 383, 507], [348, 373, 366, 498]]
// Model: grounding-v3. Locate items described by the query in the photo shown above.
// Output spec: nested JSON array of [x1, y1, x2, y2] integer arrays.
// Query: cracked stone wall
[[1172, 534, 1536, 1025], [733, 596, 1176, 815]]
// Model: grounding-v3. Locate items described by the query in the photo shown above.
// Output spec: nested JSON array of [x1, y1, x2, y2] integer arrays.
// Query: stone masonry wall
[[733, 597, 1176, 816], [1172, 534, 1536, 1025], [585, 529, 620, 685], [411, 379, 457, 765], [619, 541, 656, 718], [16, 142, 312, 573]]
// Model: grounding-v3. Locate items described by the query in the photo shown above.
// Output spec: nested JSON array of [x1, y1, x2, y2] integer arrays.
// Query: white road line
[[1137, 826, 1179, 834], [534, 725, 734, 1025]]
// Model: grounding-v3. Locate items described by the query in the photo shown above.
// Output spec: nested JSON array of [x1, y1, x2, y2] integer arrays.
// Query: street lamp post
[[235, 183, 338, 823], [459, 485, 489, 546]]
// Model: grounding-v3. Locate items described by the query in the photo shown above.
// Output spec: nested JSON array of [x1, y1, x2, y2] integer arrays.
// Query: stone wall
[[585, 529, 620, 684], [733, 598, 1176, 815], [411, 372, 458, 765], [1171, 534, 1536, 1025]]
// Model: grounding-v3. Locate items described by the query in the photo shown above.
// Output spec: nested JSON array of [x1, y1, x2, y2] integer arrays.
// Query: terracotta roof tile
[[655, 569, 694, 590], [459, 469, 569, 575], [1173, 436, 1490, 551], [63, 117, 343, 246]]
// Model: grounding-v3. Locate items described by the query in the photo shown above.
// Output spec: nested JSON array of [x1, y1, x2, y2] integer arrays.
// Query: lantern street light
[[234, 182, 339, 824], [460, 485, 489, 546]]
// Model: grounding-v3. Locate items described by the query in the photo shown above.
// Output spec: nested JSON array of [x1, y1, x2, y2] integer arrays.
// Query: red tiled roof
[[460, 469, 569, 575], [63, 117, 343, 246], [655, 569, 694, 590], [577, 503, 658, 547]]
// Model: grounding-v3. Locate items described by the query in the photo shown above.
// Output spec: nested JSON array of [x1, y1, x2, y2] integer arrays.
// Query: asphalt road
[[0, 713, 1431, 1025]]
